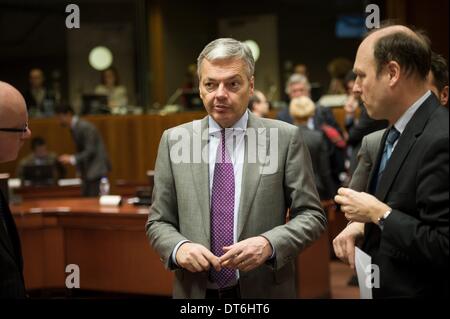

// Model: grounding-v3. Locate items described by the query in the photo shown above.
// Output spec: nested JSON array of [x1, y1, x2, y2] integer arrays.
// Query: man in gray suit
[[56, 105, 111, 197], [146, 38, 326, 299]]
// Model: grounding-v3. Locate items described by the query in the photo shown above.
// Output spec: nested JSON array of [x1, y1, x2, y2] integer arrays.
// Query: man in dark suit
[[56, 105, 111, 197], [0, 81, 32, 298], [333, 25, 449, 298]]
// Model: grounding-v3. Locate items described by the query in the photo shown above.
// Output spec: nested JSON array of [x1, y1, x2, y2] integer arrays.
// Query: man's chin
[[210, 112, 231, 127]]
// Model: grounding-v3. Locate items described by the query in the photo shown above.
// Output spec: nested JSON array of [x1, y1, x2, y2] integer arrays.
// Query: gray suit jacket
[[145, 112, 326, 298], [349, 129, 385, 192], [71, 118, 111, 181]]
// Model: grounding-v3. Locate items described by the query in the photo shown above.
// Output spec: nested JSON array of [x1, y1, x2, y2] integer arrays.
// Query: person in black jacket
[[334, 25, 448, 298], [0, 81, 32, 298]]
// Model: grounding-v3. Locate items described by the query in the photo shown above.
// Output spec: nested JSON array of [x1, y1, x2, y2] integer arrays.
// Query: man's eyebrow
[[353, 68, 364, 74], [204, 74, 243, 82]]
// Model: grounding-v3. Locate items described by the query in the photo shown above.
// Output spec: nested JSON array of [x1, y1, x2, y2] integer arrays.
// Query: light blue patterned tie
[[376, 126, 400, 189], [210, 129, 236, 288]]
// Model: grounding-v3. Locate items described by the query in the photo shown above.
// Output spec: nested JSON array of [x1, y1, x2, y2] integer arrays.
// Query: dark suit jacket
[[71, 118, 111, 182], [363, 94, 449, 298], [298, 125, 337, 199], [0, 190, 26, 298]]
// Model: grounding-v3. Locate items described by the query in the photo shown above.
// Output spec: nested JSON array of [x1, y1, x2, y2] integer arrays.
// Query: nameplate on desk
[[99, 195, 122, 206]]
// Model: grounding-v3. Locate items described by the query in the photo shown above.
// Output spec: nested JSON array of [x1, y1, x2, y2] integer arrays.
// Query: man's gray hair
[[285, 74, 311, 94], [197, 38, 255, 79]]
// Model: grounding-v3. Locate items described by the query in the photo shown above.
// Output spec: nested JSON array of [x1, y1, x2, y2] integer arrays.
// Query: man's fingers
[[196, 254, 211, 271], [189, 258, 203, 272], [346, 239, 356, 269], [220, 247, 240, 264], [239, 259, 257, 272], [203, 250, 221, 272], [334, 195, 347, 205]]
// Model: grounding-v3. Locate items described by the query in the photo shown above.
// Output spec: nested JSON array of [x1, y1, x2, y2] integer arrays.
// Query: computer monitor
[[81, 94, 110, 115], [22, 164, 56, 186]]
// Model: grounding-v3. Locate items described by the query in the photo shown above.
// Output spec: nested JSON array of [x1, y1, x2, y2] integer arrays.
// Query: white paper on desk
[[355, 246, 373, 299]]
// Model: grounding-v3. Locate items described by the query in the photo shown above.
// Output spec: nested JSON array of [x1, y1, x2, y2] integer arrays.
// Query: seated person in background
[[94, 66, 128, 113], [247, 89, 269, 118], [23, 68, 56, 117], [290, 96, 337, 200], [16, 137, 66, 182]]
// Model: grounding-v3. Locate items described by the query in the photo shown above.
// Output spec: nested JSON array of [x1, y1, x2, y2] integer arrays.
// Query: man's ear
[[386, 61, 401, 87], [440, 85, 449, 106], [198, 82, 204, 100], [249, 76, 255, 96]]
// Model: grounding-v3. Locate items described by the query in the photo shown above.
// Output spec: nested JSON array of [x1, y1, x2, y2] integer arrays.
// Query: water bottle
[[99, 177, 110, 196]]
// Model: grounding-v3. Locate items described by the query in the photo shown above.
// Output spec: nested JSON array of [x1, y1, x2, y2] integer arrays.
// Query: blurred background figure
[[16, 137, 66, 185], [94, 66, 128, 113], [290, 96, 337, 200], [326, 57, 353, 94], [428, 52, 449, 107], [278, 73, 346, 187], [293, 63, 308, 78], [248, 90, 270, 118], [23, 68, 56, 118], [56, 105, 111, 197]]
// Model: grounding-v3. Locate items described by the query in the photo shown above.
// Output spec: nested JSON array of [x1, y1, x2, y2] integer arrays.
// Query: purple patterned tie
[[210, 129, 236, 288]]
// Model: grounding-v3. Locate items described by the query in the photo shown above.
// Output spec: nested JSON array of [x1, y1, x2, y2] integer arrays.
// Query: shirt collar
[[208, 110, 249, 135], [394, 90, 431, 134]]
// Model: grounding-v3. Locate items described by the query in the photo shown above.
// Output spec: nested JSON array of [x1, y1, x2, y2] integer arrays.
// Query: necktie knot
[[386, 127, 400, 146]]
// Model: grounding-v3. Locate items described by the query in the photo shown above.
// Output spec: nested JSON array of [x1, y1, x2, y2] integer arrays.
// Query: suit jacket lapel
[[190, 116, 211, 244], [375, 95, 438, 201], [237, 113, 267, 239]]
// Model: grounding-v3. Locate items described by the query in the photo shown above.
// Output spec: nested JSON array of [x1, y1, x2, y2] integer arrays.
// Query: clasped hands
[[176, 236, 273, 273]]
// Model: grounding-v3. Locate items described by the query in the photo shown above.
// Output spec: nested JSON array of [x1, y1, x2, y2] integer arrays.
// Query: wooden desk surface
[[11, 197, 148, 216]]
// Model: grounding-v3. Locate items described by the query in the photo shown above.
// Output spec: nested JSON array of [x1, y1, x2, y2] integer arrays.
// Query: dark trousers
[[81, 178, 101, 197]]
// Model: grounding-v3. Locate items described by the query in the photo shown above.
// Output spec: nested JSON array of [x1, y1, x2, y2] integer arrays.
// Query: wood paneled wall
[[0, 108, 348, 186]]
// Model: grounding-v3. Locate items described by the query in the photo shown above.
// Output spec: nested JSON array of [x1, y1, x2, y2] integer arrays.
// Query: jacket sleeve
[[261, 126, 327, 270], [145, 130, 188, 270]]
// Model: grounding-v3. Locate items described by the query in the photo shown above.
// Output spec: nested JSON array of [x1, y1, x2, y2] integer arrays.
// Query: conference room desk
[[14, 185, 83, 200], [11, 198, 330, 298]]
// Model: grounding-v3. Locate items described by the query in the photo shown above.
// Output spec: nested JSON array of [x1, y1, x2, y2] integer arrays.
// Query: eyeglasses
[[0, 123, 29, 137]]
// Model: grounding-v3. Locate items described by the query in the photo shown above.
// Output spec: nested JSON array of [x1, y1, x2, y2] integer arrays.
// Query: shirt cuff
[[171, 240, 191, 267]]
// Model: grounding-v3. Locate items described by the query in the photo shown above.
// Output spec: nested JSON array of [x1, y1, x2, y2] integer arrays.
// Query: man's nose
[[216, 83, 227, 98], [352, 82, 362, 95]]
